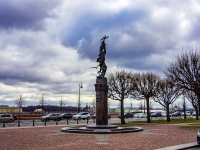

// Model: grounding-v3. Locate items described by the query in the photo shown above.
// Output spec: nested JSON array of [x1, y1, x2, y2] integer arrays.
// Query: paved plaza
[[0, 123, 199, 150]]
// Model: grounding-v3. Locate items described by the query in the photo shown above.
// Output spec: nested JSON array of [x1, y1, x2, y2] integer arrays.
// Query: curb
[[156, 142, 199, 150]]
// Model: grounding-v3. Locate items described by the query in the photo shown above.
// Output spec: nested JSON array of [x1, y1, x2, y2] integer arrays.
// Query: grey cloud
[[0, 0, 60, 30]]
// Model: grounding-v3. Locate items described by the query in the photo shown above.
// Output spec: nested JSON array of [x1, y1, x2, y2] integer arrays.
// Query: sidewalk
[[0, 123, 198, 150]]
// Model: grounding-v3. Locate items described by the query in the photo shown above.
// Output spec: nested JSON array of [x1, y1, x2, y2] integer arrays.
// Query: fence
[[0, 118, 96, 128]]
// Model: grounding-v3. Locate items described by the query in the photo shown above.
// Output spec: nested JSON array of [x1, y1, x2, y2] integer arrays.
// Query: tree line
[[108, 48, 200, 124], [22, 105, 90, 114]]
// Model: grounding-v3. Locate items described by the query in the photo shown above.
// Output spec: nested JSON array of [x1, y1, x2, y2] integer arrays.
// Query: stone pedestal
[[95, 77, 108, 125]]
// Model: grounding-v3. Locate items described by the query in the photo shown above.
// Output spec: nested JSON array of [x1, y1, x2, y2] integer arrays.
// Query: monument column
[[95, 77, 108, 125]]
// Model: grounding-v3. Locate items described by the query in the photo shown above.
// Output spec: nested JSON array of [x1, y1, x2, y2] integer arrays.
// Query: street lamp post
[[78, 82, 83, 113]]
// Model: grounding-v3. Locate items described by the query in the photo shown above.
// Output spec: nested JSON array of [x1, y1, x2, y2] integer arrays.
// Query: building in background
[[0, 105, 22, 114]]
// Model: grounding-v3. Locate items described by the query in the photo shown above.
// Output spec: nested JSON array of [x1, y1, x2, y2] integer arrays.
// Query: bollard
[[18, 120, 20, 127], [32, 120, 35, 126], [87, 118, 89, 124], [3, 121, 5, 128], [77, 119, 79, 124], [67, 118, 69, 124], [56, 120, 58, 125], [45, 120, 46, 126]]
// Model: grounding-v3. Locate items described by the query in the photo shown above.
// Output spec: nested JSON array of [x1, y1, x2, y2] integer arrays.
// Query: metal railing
[[0, 118, 96, 128]]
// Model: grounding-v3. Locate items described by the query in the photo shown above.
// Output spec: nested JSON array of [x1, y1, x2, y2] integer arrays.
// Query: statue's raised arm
[[101, 35, 109, 42]]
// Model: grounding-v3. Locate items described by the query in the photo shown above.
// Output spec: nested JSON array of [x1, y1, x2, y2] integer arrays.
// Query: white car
[[181, 111, 191, 116], [161, 112, 167, 117], [72, 112, 90, 120], [134, 113, 141, 118], [138, 113, 147, 118], [192, 111, 199, 116]]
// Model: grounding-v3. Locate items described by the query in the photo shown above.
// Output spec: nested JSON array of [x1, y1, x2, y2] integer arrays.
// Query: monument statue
[[61, 34, 143, 133], [96, 35, 109, 77]]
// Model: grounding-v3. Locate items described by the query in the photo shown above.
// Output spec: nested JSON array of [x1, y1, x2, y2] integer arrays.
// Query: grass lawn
[[151, 118, 200, 124], [113, 118, 200, 127], [180, 125, 200, 130]]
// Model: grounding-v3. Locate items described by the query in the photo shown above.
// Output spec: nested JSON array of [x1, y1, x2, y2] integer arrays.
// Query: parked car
[[197, 130, 200, 145], [181, 111, 191, 116], [91, 113, 111, 119], [41, 113, 62, 121], [138, 113, 147, 118], [11, 114, 17, 120], [161, 112, 167, 117], [171, 111, 182, 117], [118, 112, 133, 118], [134, 113, 142, 118], [151, 112, 162, 117], [72, 112, 90, 120], [0, 114, 15, 123], [60, 113, 73, 119], [192, 111, 196, 116]]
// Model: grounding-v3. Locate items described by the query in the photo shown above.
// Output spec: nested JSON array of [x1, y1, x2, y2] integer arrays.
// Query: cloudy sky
[[0, 0, 200, 108]]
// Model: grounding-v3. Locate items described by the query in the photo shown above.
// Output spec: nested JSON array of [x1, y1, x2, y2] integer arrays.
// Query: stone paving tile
[[0, 124, 198, 150]]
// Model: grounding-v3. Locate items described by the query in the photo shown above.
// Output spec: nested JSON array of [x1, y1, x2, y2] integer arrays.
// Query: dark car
[[151, 112, 162, 117], [118, 112, 133, 118], [171, 111, 182, 117], [41, 113, 62, 121], [91, 113, 111, 119], [60, 113, 72, 119]]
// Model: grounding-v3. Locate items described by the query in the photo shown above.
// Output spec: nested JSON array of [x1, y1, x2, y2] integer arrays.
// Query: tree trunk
[[196, 109, 199, 120], [41, 105, 45, 115], [183, 100, 186, 120], [196, 94, 200, 120], [18, 107, 21, 120], [61, 107, 63, 113], [120, 100, 125, 124], [166, 104, 170, 122], [146, 97, 151, 123]]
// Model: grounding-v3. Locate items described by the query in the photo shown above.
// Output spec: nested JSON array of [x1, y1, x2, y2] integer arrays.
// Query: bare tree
[[131, 72, 160, 123], [185, 90, 199, 120], [153, 79, 181, 122], [15, 94, 26, 119], [108, 70, 133, 124], [39, 94, 45, 115], [59, 96, 65, 113], [165, 49, 200, 113]]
